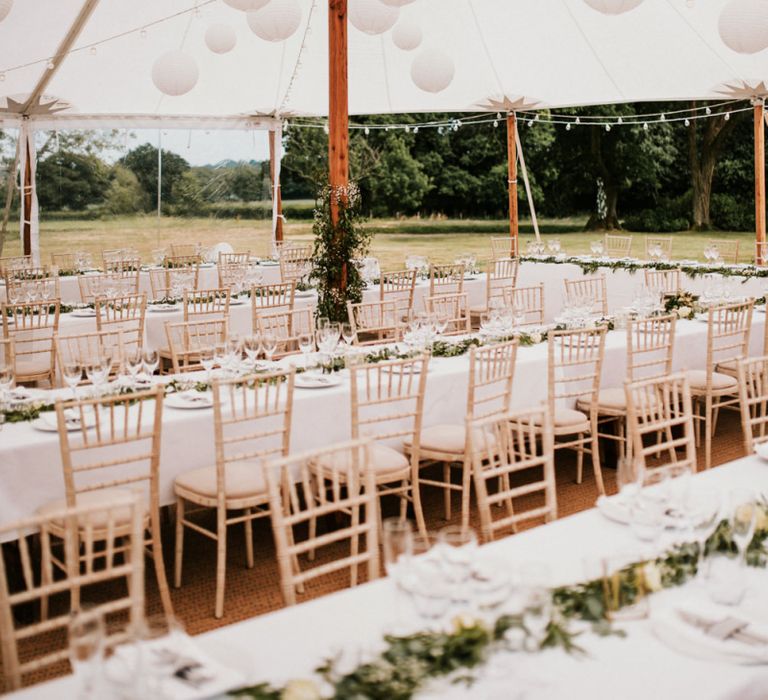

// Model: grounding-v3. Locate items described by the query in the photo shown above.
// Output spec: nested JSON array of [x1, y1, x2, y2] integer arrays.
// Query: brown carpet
[[3, 411, 747, 691]]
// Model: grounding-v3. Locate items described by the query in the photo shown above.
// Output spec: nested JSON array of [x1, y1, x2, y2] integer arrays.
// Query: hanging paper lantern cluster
[[247, 0, 302, 42], [223, 0, 269, 11], [349, 0, 399, 35], [0, 0, 12, 22], [205, 23, 237, 54], [392, 19, 422, 50], [151, 50, 199, 96], [582, 0, 644, 14], [410, 48, 454, 93], [718, 0, 768, 54]]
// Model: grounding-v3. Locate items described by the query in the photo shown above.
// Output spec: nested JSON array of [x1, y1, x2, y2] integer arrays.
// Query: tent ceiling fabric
[[0, 0, 767, 129]]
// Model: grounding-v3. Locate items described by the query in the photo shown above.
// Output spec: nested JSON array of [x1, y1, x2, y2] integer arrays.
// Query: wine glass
[[341, 322, 356, 347], [298, 332, 314, 368], [262, 333, 278, 363], [0, 365, 14, 405], [225, 336, 242, 374], [125, 349, 143, 386], [142, 349, 159, 380], [84, 359, 109, 396], [382, 519, 414, 633], [730, 489, 757, 564], [243, 336, 262, 368], [62, 362, 82, 399], [69, 607, 105, 698], [199, 347, 215, 382]]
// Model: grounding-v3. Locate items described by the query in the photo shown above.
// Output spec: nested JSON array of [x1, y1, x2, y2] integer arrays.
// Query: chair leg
[[442, 463, 452, 521], [214, 508, 227, 619], [150, 517, 174, 619], [173, 497, 184, 589], [244, 508, 254, 570], [410, 473, 428, 540], [460, 458, 472, 533], [40, 527, 52, 620], [705, 396, 713, 470], [575, 435, 584, 484], [307, 474, 319, 562], [590, 429, 605, 496], [399, 480, 408, 521]]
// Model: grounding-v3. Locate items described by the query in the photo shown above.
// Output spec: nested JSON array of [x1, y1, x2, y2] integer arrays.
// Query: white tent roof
[[1, 0, 767, 129]]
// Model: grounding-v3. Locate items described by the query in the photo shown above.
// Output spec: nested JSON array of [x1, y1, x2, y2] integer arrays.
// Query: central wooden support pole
[[755, 100, 766, 265], [22, 136, 32, 257], [269, 130, 284, 243], [506, 112, 519, 258], [328, 0, 349, 292]]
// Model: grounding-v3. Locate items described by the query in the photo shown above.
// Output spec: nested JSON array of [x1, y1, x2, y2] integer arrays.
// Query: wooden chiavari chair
[[379, 269, 417, 319], [37, 387, 172, 617], [347, 299, 401, 345], [563, 274, 608, 317], [149, 265, 199, 301], [0, 494, 145, 692], [706, 238, 739, 264], [4, 267, 60, 303], [253, 308, 315, 358], [250, 282, 296, 329], [470, 405, 557, 542], [217, 261, 249, 293], [644, 236, 672, 260], [77, 270, 140, 303], [55, 329, 125, 385], [502, 283, 545, 326], [578, 314, 676, 460], [278, 244, 312, 284], [545, 327, 607, 494], [0, 255, 32, 277], [218, 251, 250, 266], [688, 300, 753, 469], [408, 341, 517, 531], [1, 300, 60, 386], [103, 253, 141, 273], [94, 293, 146, 356], [736, 355, 768, 455], [625, 372, 697, 477], [165, 318, 228, 374], [174, 370, 294, 617], [490, 236, 518, 260], [165, 253, 202, 268], [644, 268, 681, 295], [470, 258, 519, 326], [428, 263, 465, 297], [170, 243, 201, 258], [267, 438, 379, 607], [425, 292, 471, 335], [604, 234, 633, 258], [182, 288, 230, 322], [50, 252, 80, 274]]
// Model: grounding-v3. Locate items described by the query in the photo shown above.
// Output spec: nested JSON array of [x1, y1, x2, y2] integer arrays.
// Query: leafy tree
[[367, 138, 430, 215], [37, 151, 110, 210], [171, 171, 205, 216], [104, 164, 147, 214], [120, 143, 190, 210], [230, 162, 269, 201]]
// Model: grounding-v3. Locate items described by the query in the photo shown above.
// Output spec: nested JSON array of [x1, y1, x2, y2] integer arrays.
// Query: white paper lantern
[[223, 0, 269, 11], [582, 0, 644, 14], [0, 0, 12, 22], [410, 48, 454, 93], [392, 19, 422, 50], [718, 0, 768, 54], [205, 23, 237, 54], [349, 0, 399, 35], [247, 0, 302, 42], [381, 0, 417, 5], [151, 50, 199, 96]]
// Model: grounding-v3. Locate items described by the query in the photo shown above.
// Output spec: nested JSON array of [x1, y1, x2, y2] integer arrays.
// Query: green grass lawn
[[0, 214, 758, 271]]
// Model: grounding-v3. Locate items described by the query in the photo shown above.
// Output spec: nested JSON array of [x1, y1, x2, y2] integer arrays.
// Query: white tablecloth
[[9, 456, 768, 699]]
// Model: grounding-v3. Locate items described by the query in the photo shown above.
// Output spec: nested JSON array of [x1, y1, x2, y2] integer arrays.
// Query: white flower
[[281, 679, 323, 700], [677, 306, 692, 318], [641, 562, 663, 592], [529, 331, 543, 344]]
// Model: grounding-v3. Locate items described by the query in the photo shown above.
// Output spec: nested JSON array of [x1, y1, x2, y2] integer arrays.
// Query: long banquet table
[[9, 455, 768, 699], [0, 316, 764, 536]]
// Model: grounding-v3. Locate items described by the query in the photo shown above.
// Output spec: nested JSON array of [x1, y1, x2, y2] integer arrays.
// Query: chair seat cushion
[[16, 355, 52, 377], [534, 408, 589, 428], [175, 461, 267, 500], [315, 444, 409, 479], [686, 369, 738, 392], [714, 359, 737, 377], [405, 424, 496, 455], [37, 488, 147, 530], [578, 387, 626, 412]]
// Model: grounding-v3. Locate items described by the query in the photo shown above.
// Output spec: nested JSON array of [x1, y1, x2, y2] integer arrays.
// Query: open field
[[0, 214, 759, 270]]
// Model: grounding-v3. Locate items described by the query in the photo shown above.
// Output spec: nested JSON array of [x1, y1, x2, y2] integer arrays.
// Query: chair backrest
[[0, 337, 13, 368], [165, 318, 228, 373], [625, 314, 676, 382], [1, 300, 60, 383], [104, 257, 141, 274], [490, 236, 518, 259], [165, 253, 201, 268], [485, 258, 519, 307], [183, 288, 231, 321], [547, 327, 606, 416], [217, 262, 249, 292], [5, 268, 60, 304], [704, 300, 753, 384], [379, 269, 416, 315], [424, 292, 471, 335], [563, 274, 608, 316], [149, 266, 199, 301], [50, 252, 80, 274], [644, 268, 681, 294], [347, 299, 401, 345], [0, 255, 32, 277], [94, 293, 146, 354], [428, 263, 465, 296], [625, 372, 697, 477], [212, 370, 294, 503], [250, 283, 296, 327], [467, 340, 517, 421], [278, 244, 312, 283], [78, 270, 140, 303], [0, 495, 145, 692], [604, 234, 632, 258], [707, 238, 739, 264], [265, 438, 379, 606], [170, 243, 201, 258], [469, 406, 557, 542], [736, 355, 768, 454], [254, 308, 315, 357], [55, 329, 125, 383], [56, 387, 164, 510], [503, 283, 545, 326], [218, 252, 250, 266], [644, 236, 672, 259]]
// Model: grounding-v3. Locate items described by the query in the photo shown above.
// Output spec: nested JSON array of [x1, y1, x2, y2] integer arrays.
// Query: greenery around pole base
[[310, 183, 372, 323]]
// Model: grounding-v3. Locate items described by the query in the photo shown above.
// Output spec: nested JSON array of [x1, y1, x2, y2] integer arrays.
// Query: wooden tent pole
[[506, 112, 519, 257], [328, 0, 349, 292], [269, 129, 284, 243], [755, 99, 766, 265], [22, 135, 32, 257]]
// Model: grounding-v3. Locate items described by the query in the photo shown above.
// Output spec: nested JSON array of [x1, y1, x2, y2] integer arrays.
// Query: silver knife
[[677, 610, 768, 646]]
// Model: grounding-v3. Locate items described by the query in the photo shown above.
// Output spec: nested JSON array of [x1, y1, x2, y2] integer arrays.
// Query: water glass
[[730, 489, 757, 563], [69, 608, 105, 699], [125, 349, 143, 385], [63, 362, 83, 398], [262, 333, 278, 362], [341, 322, 355, 347], [142, 349, 159, 379], [199, 347, 215, 381], [243, 336, 262, 367]]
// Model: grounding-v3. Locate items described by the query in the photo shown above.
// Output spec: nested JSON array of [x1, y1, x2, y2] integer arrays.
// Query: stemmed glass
[[69, 607, 105, 699], [0, 365, 14, 406], [85, 357, 109, 396], [199, 347, 215, 382], [124, 349, 143, 387], [730, 489, 757, 565], [262, 333, 278, 363], [382, 518, 414, 633], [298, 332, 314, 368], [341, 322, 356, 348], [225, 336, 242, 374], [436, 526, 478, 615], [62, 362, 83, 399], [142, 349, 159, 381], [243, 336, 262, 369]]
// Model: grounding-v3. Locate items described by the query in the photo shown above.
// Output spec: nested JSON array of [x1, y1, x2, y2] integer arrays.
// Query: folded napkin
[[177, 391, 211, 405], [652, 602, 768, 665]]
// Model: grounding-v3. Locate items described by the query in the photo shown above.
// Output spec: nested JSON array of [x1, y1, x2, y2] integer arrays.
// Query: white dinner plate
[[69, 308, 97, 317], [597, 493, 717, 529], [165, 391, 213, 409], [294, 290, 316, 298], [148, 304, 179, 313], [259, 260, 279, 266], [294, 374, 341, 389], [228, 298, 246, 306], [32, 410, 94, 432], [6, 387, 47, 404], [754, 441, 768, 461]]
